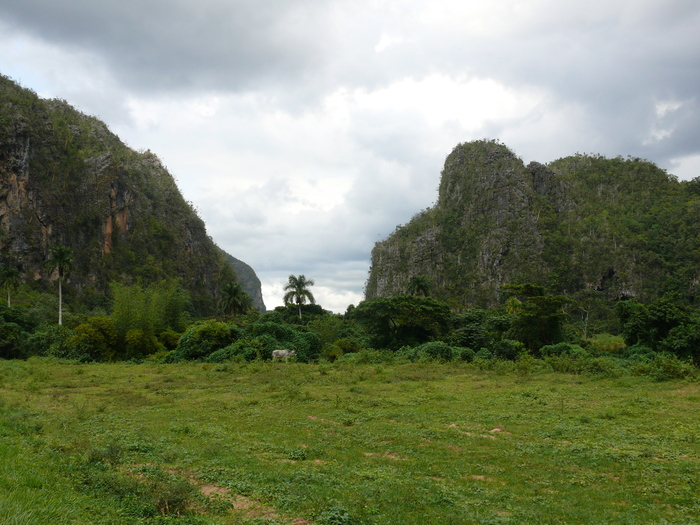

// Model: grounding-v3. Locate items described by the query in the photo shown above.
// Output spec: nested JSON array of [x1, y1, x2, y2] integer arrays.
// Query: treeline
[[1, 279, 698, 381]]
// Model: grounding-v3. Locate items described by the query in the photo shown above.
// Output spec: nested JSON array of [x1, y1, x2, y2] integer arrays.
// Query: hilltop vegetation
[[366, 140, 700, 308], [0, 73, 264, 316]]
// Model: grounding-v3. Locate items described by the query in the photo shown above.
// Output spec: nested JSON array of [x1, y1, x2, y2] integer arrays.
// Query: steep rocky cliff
[[366, 139, 700, 308], [0, 74, 264, 314], [224, 253, 266, 312]]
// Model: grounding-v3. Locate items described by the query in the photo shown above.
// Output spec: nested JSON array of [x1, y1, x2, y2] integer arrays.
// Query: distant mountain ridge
[[0, 73, 264, 314], [366, 139, 700, 307]]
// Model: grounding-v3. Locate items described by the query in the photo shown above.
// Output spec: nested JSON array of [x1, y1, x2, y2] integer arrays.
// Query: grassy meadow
[[1, 358, 699, 524]]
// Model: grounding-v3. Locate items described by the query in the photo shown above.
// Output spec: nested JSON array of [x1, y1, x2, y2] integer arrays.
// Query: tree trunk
[[58, 278, 63, 326]]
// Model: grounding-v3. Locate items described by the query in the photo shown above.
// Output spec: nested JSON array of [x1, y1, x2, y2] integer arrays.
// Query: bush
[[491, 339, 525, 360], [207, 339, 264, 363], [322, 343, 343, 362], [317, 504, 356, 525], [68, 317, 118, 362], [474, 348, 493, 360], [124, 329, 162, 359], [539, 342, 589, 358], [157, 329, 181, 350], [334, 338, 363, 354], [631, 353, 698, 381], [415, 341, 453, 362], [166, 320, 242, 362], [26, 324, 73, 357], [454, 347, 475, 362], [0, 321, 28, 359], [292, 331, 322, 363], [395, 345, 420, 362]]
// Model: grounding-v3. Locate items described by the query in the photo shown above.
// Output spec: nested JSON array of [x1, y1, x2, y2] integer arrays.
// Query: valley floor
[[1, 358, 699, 524]]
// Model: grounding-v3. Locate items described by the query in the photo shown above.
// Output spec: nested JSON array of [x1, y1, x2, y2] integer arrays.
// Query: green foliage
[[283, 274, 316, 319], [0, 321, 28, 359], [617, 295, 690, 351], [26, 324, 74, 358], [0, 265, 22, 306], [490, 338, 526, 360], [1, 355, 699, 524], [352, 296, 451, 350], [166, 320, 242, 362], [68, 317, 118, 362], [502, 284, 569, 351], [110, 280, 190, 343], [368, 141, 700, 316], [415, 341, 453, 362], [449, 308, 491, 349], [219, 280, 253, 316]]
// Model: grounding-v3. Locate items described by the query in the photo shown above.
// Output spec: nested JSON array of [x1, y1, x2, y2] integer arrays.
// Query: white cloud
[[1, 0, 700, 313]]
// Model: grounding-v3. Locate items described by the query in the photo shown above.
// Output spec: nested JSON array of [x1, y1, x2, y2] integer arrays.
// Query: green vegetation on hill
[[0, 73, 263, 316], [366, 139, 700, 309]]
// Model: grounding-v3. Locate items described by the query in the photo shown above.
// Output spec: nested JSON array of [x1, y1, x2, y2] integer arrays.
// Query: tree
[[352, 296, 451, 350], [501, 283, 569, 351], [407, 275, 431, 297], [283, 274, 315, 320], [0, 265, 21, 307], [219, 281, 253, 317], [44, 246, 73, 325]]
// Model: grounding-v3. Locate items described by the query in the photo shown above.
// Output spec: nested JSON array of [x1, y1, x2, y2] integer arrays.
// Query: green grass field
[[1, 358, 699, 524]]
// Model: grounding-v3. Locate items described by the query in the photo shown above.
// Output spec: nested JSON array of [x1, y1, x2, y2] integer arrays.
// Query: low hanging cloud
[[1, 0, 699, 312]]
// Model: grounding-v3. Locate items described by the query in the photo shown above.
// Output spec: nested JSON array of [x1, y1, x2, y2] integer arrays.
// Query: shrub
[[322, 343, 343, 362], [124, 329, 162, 359], [26, 324, 73, 358], [0, 321, 28, 359], [334, 338, 363, 354], [68, 317, 118, 362], [475, 348, 493, 360], [631, 353, 698, 381], [317, 504, 356, 525], [157, 329, 181, 350], [207, 339, 264, 363], [292, 331, 322, 363], [454, 347, 475, 362], [415, 341, 453, 362], [395, 345, 420, 362], [539, 342, 589, 358], [337, 349, 394, 364], [166, 320, 242, 362], [491, 339, 525, 360]]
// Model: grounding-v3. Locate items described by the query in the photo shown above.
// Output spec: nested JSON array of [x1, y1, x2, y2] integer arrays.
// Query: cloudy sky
[[1, 1, 699, 312]]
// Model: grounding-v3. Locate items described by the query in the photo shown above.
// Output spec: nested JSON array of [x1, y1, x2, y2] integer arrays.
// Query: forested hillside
[[0, 74, 264, 314], [366, 139, 700, 308]]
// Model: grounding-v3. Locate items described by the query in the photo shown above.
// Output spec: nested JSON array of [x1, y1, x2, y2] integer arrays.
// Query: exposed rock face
[[0, 74, 265, 314], [366, 139, 700, 308], [225, 253, 266, 312]]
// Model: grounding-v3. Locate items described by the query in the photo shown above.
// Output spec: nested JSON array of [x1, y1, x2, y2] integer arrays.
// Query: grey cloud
[[0, 0, 331, 93]]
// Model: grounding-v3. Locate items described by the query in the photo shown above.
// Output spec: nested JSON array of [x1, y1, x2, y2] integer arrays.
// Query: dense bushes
[[165, 320, 241, 362]]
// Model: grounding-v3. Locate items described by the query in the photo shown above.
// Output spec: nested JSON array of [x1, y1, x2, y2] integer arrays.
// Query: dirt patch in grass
[[364, 451, 406, 460], [308, 415, 339, 424]]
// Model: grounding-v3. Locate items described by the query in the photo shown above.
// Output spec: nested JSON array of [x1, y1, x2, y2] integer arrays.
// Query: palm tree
[[0, 265, 22, 307], [44, 246, 73, 325], [219, 281, 252, 316], [283, 274, 315, 320], [407, 275, 431, 297]]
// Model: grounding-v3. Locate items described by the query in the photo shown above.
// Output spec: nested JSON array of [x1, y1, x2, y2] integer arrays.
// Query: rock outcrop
[[0, 74, 265, 314], [366, 139, 700, 308]]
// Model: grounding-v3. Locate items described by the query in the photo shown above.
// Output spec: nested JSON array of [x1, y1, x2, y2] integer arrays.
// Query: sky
[[1, 0, 699, 313]]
